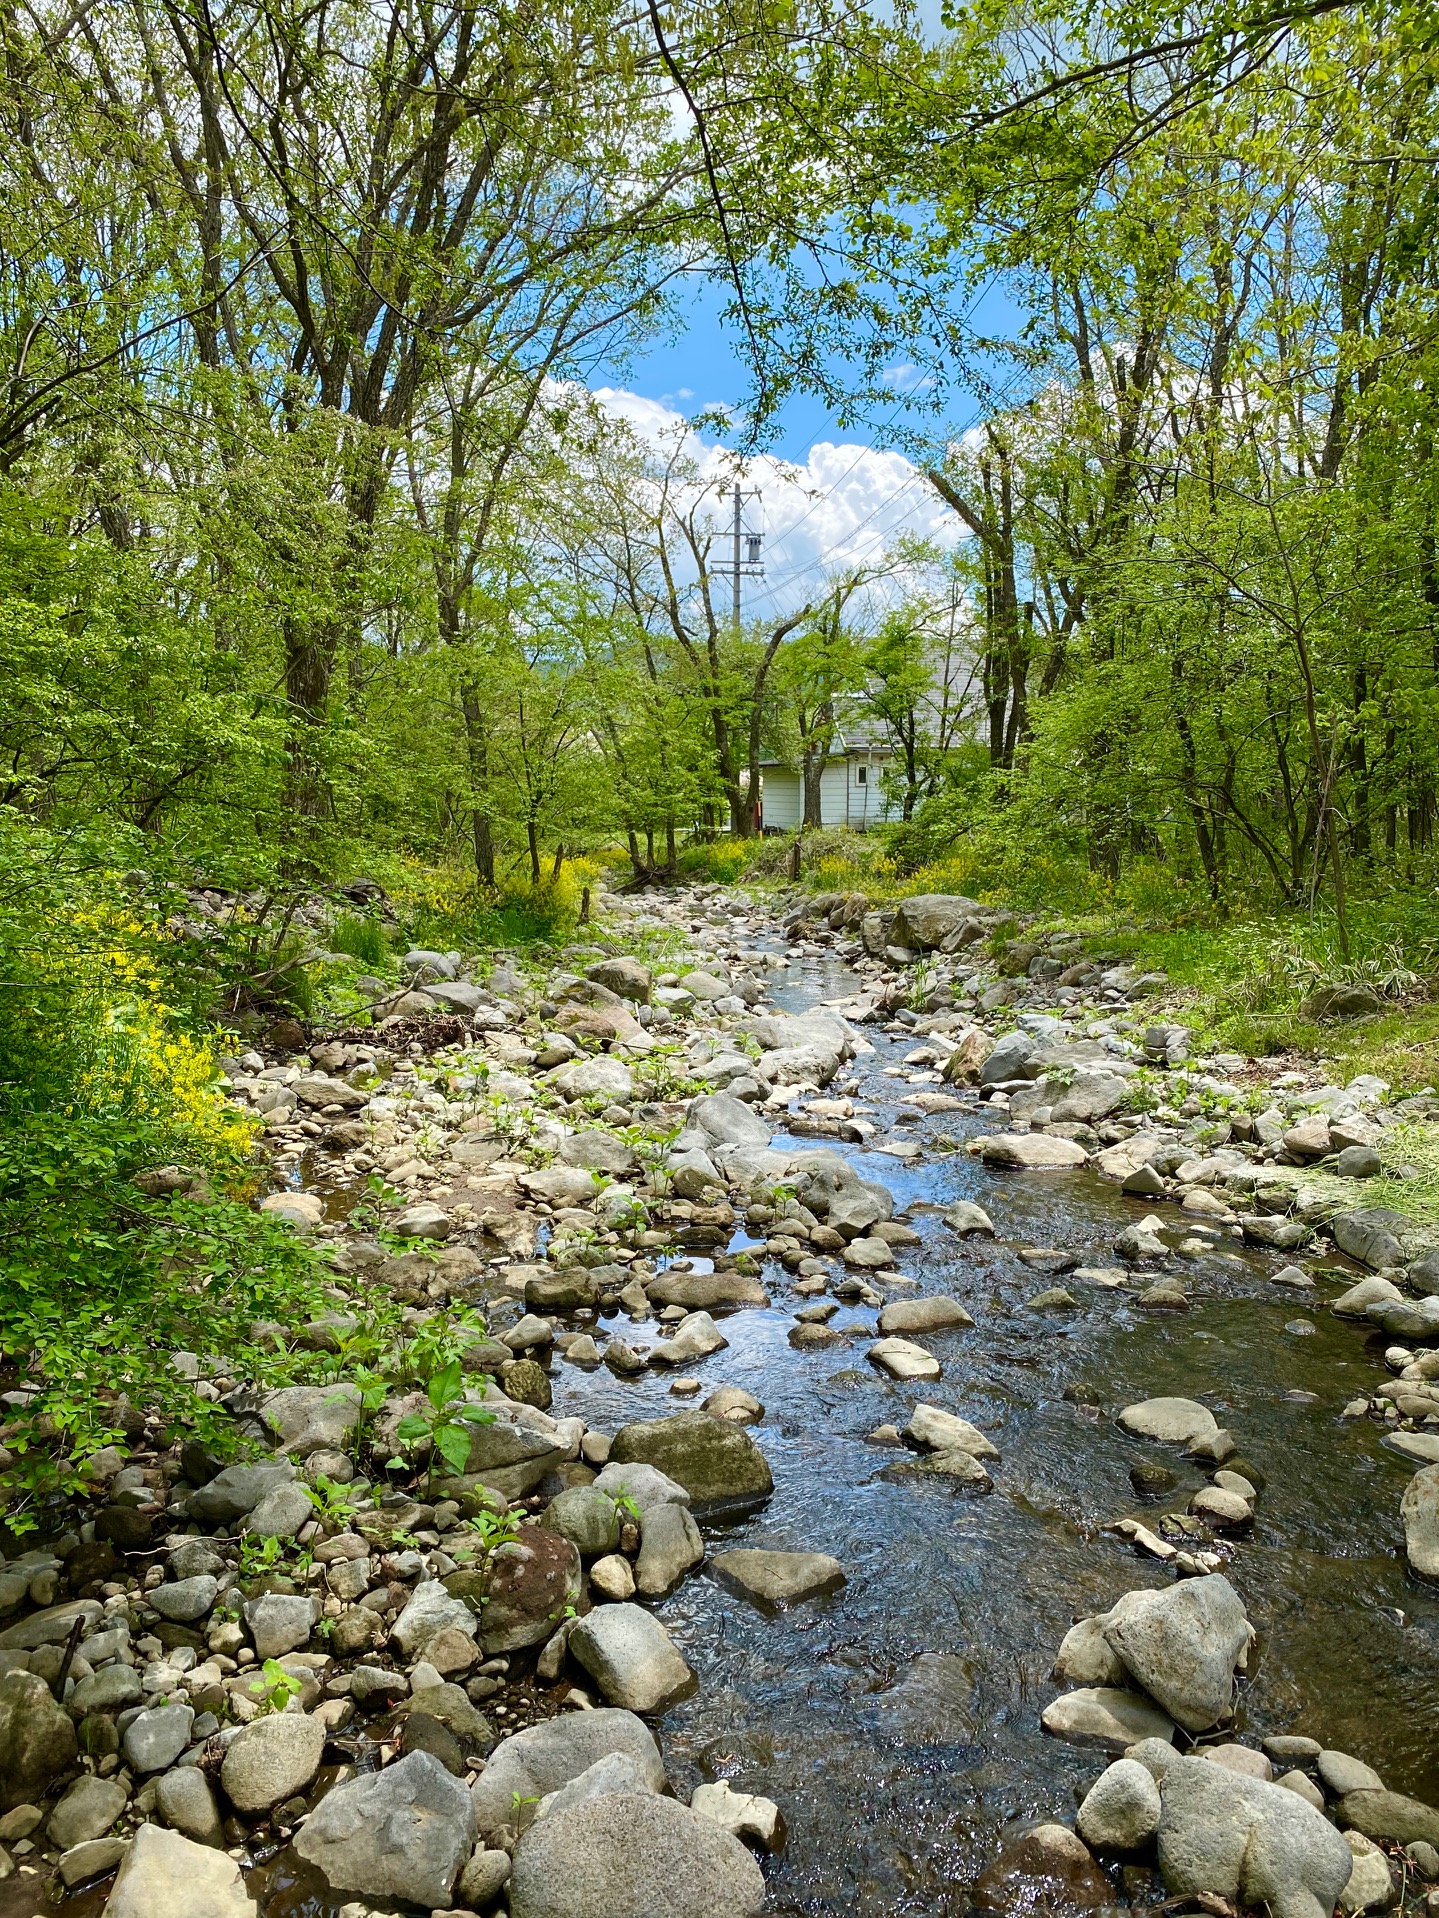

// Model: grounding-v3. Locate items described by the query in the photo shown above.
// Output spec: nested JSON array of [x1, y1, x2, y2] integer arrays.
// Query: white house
[[759, 737, 900, 832]]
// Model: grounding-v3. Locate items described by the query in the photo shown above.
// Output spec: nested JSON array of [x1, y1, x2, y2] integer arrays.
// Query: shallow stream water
[[26, 935, 1434, 1918]]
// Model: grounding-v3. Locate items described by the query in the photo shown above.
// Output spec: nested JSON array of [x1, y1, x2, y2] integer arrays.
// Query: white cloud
[[589, 385, 964, 616]]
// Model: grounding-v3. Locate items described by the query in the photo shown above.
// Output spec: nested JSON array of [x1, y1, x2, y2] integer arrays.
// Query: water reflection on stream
[[275, 939, 1439, 1915]]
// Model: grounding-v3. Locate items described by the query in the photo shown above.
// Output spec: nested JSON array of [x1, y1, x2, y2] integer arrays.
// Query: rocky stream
[[4, 882, 1439, 1918]]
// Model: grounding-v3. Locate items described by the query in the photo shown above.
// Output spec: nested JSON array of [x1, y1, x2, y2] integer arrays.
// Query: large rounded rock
[[1401, 1466, 1439, 1578], [542, 1487, 621, 1556], [972, 1823, 1115, 1912], [0, 1669, 77, 1810], [449, 1531, 581, 1656], [105, 1824, 256, 1918], [635, 1503, 705, 1599], [1100, 1574, 1250, 1733], [471, 1709, 666, 1835], [1041, 1687, 1176, 1753], [295, 1749, 475, 1908], [1337, 1790, 1439, 1849], [508, 1790, 765, 1918], [47, 1773, 127, 1849], [876, 1296, 974, 1336], [1078, 1759, 1163, 1850], [220, 1711, 325, 1814], [977, 1133, 1089, 1168], [1133, 1744, 1353, 1918], [608, 1412, 772, 1518], [568, 1604, 695, 1713], [711, 1549, 845, 1610], [1118, 1398, 1219, 1446]]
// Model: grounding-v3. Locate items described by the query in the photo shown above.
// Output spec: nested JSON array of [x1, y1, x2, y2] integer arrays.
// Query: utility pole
[[727, 482, 764, 631]]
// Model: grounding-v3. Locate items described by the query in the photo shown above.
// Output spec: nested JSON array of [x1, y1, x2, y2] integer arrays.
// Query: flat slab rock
[[1118, 1397, 1220, 1445], [978, 1133, 1090, 1168], [711, 1548, 846, 1609], [1041, 1686, 1177, 1752], [868, 1336, 940, 1381]]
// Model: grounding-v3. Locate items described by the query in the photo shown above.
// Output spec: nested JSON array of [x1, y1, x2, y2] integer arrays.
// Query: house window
[[856, 765, 868, 786]]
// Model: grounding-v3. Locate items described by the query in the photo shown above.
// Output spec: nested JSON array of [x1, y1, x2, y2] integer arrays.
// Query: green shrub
[[331, 911, 391, 969]]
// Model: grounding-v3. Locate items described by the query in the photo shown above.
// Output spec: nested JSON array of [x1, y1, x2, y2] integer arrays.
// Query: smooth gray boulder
[[591, 1461, 691, 1514], [635, 1502, 704, 1598], [876, 1296, 974, 1336], [122, 1701, 194, 1773], [243, 1592, 315, 1660], [1101, 1574, 1251, 1733], [1131, 1741, 1353, 1918], [711, 1548, 846, 1610], [507, 1791, 765, 1918], [1401, 1465, 1439, 1578], [47, 1773, 127, 1849], [1078, 1757, 1163, 1850], [260, 1382, 361, 1457], [1041, 1687, 1176, 1752], [294, 1749, 475, 1909], [471, 1709, 666, 1834], [541, 1487, 621, 1557], [150, 1574, 219, 1622], [608, 1413, 772, 1518], [155, 1765, 224, 1847], [980, 1031, 1038, 1085], [186, 1461, 294, 1524], [0, 1668, 77, 1810], [391, 1580, 479, 1659], [568, 1604, 696, 1713], [1118, 1398, 1219, 1445], [220, 1710, 325, 1813], [105, 1824, 256, 1918]]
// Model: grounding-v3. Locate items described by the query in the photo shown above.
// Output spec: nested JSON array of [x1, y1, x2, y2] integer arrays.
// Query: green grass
[[331, 912, 391, 969]]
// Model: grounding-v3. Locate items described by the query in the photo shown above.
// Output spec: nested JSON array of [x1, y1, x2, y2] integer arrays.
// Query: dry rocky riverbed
[[4, 882, 1439, 1917]]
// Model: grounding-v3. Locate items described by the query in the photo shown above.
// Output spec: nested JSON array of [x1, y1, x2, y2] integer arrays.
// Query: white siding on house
[[761, 769, 802, 830], [759, 754, 899, 830]]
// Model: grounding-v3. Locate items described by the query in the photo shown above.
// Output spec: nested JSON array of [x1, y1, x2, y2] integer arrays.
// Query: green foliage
[[392, 1360, 497, 1487], [247, 1657, 306, 1716], [331, 914, 391, 969]]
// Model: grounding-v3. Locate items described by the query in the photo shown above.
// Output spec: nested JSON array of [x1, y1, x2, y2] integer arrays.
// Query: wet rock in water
[[608, 1412, 772, 1518], [105, 1824, 256, 1918], [0, 1669, 78, 1810], [1272, 1264, 1314, 1287], [711, 1548, 845, 1610], [883, 1446, 993, 1489], [650, 1311, 728, 1367], [1333, 1208, 1415, 1271], [943, 1201, 995, 1236], [1041, 1686, 1176, 1752], [1101, 1574, 1250, 1733], [1077, 1757, 1163, 1850], [868, 1335, 940, 1381], [635, 1502, 704, 1599], [647, 1270, 768, 1310], [507, 1790, 765, 1918], [877, 1295, 974, 1335], [220, 1710, 326, 1813], [1053, 1616, 1129, 1688], [1332, 1275, 1404, 1318], [1401, 1465, 1439, 1578], [705, 1384, 763, 1424], [296, 1749, 475, 1908], [1190, 1486, 1253, 1529], [1130, 1740, 1354, 1918], [972, 1823, 1116, 1913], [471, 1709, 666, 1835], [1318, 1750, 1384, 1796], [1337, 1789, 1439, 1849], [567, 1603, 696, 1713], [1129, 1460, 1178, 1498], [1118, 1397, 1219, 1446], [690, 1779, 785, 1852], [904, 1404, 998, 1458], [1028, 1286, 1079, 1312], [977, 1133, 1089, 1168]]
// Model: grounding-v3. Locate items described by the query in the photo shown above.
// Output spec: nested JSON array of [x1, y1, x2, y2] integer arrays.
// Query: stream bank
[[4, 880, 1439, 1917]]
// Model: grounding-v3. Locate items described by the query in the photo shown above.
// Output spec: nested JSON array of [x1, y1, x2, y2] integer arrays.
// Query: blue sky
[[584, 273, 1030, 613]]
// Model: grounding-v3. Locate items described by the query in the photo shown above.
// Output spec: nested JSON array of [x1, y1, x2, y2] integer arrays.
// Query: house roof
[[759, 738, 892, 768]]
